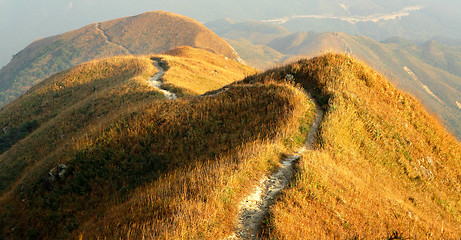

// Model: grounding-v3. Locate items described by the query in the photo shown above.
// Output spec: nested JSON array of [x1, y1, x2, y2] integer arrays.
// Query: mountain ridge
[[0, 11, 241, 107], [209, 20, 461, 137], [0, 10, 460, 240], [0, 49, 460, 239], [241, 53, 461, 238]]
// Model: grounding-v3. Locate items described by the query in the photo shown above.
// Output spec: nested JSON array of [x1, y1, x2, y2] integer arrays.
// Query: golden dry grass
[[0, 47, 313, 239], [0, 10, 242, 107], [243, 53, 461, 239], [4, 50, 457, 239], [73, 82, 313, 240], [100, 11, 241, 60], [0, 56, 158, 196], [1, 82, 313, 239], [160, 46, 257, 95], [0, 47, 254, 201]]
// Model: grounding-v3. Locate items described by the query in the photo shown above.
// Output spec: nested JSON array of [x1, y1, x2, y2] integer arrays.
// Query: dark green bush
[[0, 120, 39, 154]]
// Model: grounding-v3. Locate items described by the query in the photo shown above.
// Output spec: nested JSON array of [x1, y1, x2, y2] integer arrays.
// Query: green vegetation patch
[[0, 120, 39, 154]]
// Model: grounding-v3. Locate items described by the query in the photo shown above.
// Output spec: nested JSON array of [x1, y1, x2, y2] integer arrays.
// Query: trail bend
[[228, 93, 325, 240], [148, 60, 177, 100]]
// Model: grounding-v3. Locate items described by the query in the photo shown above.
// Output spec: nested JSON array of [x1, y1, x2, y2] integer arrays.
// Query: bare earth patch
[[148, 60, 177, 100]]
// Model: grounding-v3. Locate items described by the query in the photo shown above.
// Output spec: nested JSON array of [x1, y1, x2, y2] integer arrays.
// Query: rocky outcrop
[[45, 164, 68, 186]]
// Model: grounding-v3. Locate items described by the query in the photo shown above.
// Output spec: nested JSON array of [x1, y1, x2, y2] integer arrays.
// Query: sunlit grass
[[245, 53, 461, 239], [0, 48, 310, 239]]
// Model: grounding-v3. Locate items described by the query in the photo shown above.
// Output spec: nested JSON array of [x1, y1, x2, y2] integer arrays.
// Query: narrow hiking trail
[[228, 96, 325, 240], [148, 60, 177, 100], [95, 23, 133, 55]]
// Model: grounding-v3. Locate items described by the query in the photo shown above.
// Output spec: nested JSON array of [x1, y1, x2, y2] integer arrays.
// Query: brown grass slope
[[76, 82, 314, 240], [241, 53, 461, 239], [0, 57, 312, 239], [266, 32, 461, 138], [0, 47, 253, 197], [160, 46, 256, 95], [0, 11, 241, 107], [0, 56, 158, 196], [0, 48, 263, 239], [99, 11, 241, 61]]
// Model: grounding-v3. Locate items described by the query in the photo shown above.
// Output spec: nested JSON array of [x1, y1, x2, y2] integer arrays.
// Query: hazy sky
[[1, 0, 460, 68]]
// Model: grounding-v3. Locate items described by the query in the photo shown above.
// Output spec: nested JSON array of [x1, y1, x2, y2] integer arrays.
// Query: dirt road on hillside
[[148, 60, 177, 100], [227, 96, 325, 240]]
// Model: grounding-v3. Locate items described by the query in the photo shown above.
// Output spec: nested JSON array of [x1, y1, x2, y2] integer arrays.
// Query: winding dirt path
[[148, 60, 177, 100], [228, 96, 324, 239], [95, 23, 133, 55]]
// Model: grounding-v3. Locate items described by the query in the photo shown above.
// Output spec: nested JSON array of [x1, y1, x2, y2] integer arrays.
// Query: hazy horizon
[[1, 0, 460, 68]]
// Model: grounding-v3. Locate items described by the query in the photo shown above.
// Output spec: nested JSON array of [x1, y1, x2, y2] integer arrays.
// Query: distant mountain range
[[261, 0, 461, 42], [2, 0, 460, 68], [0, 11, 241, 107], [207, 19, 461, 138]]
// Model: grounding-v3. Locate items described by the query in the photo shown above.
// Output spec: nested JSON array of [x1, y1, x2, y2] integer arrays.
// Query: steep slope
[[73, 83, 313, 240], [0, 47, 257, 239], [242, 54, 461, 238], [217, 26, 461, 138], [0, 52, 312, 239], [0, 47, 253, 196], [0, 11, 241, 107]]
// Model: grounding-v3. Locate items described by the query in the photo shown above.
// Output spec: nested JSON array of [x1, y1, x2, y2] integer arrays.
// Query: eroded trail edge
[[148, 60, 177, 100], [229, 97, 325, 239]]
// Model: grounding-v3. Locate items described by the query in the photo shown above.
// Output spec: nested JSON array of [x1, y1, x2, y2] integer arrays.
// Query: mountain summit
[[0, 11, 241, 107]]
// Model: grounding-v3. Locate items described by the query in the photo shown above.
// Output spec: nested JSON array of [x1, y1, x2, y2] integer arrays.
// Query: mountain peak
[[0, 11, 241, 107]]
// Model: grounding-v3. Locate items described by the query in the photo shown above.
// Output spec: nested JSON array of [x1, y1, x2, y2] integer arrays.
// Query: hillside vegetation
[[0, 46, 253, 196], [1, 43, 459, 239], [159, 46, 257, 95], [75, 82, 314, 239], [0, 48, 312, 239], [0, 11, 241, 107], [214, 22, 461, 137], [0, 75, 313, 239], [241, 54, 461, 239]]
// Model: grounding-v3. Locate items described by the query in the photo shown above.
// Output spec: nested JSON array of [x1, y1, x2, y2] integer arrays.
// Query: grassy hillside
[[1, 47, 458, 239], [332, 34, 461, 138], [215, 25, 461, 138], [159, 46, 257, 95], [241, 54, 461, 238], [0, 56, 158, 195], [98, 11, 241, 60], [75, 82, 313, 239], [0, 47, 253, 195], [0, 11, 241, 107], [226, 39, 284, 70], [0, 53, 313, 239]]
